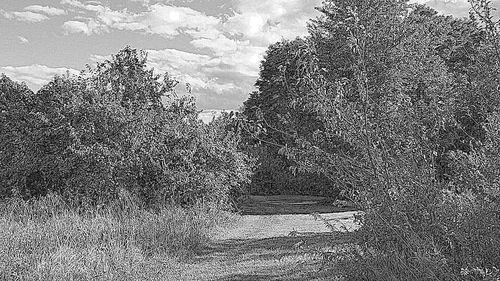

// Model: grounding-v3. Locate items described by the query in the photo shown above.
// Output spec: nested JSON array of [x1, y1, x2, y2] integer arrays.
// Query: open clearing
[[167, 195, 359, 281]]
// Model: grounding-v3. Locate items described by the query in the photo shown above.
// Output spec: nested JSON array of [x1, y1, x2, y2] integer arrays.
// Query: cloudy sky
[[0, 0, 497, 110]]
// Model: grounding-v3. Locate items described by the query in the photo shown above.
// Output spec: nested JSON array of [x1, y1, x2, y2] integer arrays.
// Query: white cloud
[[178, 0, 320, 98], [191, 35, 241, 55], [1, 5, 66, 22], [0, 65, 79, 91], [63, 19, 104, 35], [60, 0, 318, 75], [184, 0, 319, 83], [17, 36, 29, 44], [60, 1, 221, 38], [60, 0, 100, 11], [129, 0, 150, 4], [145, 48, 214, 88], [1, 10, 49, 22], [24, 5, 66, 16], [148, 48, 251, 97], [224, 0, 321, 45], [139, 4, 220, 37], [58, 0, 323, 109]]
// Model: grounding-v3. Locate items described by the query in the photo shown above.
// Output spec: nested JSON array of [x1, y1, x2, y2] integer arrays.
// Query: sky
[[0, 0, 498, 111]]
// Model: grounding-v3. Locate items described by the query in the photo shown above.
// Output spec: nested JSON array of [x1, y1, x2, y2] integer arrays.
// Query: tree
[[271, 0, 500, 277], [0, 47, 251, 208], [0, 75, 40, 198], [243, 39, 342, 196], [240, 0, 500, 277]]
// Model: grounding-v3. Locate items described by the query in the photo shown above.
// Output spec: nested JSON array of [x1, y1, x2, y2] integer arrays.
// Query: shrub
[[0, 75, 39, 199], [321, 1, 500, 279], [242, 39, 343, 197], [243, 1, 500, 279], [0, 47, 251, 207]]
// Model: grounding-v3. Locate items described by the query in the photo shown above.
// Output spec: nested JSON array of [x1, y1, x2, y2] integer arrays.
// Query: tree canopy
[[242, 1, 500, 276], [0, 47, 251, 207]]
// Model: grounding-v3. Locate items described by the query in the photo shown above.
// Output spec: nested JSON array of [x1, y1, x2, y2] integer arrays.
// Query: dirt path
[[169, 196, 359, 281]]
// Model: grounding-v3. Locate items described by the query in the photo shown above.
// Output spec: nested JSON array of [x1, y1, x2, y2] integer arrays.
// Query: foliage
[[241, 0, 500, 279], [0, 47, 251, 207], [243, 0, 500, 197], [0, 75, 38, 198], [242, 39, 347, 197]]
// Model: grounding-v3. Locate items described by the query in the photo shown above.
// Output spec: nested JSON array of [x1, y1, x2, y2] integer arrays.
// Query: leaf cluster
[[0, 47, 251, 208]]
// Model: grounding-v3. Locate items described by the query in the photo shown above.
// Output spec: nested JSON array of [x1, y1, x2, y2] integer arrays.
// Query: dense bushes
[[0, 75, 38, 198], [242, 39, 349, 197], [0, 47, 251, 207], [242, 0, 500, 279], [244, 1, 500, 197], [0, 50, 245, 278]]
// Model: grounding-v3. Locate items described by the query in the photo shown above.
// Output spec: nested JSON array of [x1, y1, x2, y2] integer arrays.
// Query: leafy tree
[[243, 0, 500, 277], [0, 47, 251, 208], [245, 1, 500, 194], [0, 75, 40, 198], [243, 39, 345, 196]]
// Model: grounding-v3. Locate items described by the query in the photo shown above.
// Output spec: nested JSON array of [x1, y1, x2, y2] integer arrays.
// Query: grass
[[0, 194, 360, 280], [0, 193, 234, 281]]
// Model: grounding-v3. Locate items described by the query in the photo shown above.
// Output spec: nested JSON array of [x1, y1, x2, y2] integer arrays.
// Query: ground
[[168, 195, 359, 281]]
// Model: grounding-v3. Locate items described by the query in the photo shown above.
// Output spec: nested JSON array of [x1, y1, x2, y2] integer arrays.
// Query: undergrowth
[[0, 193, 233, 281]]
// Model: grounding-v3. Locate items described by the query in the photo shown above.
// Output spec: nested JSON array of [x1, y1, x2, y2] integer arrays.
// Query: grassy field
[[0, 194, 235, 281], [0, 194, 357, 280]]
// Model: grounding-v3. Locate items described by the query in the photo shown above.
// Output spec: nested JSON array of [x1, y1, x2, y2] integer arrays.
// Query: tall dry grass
[[0, 193, 232, 280]]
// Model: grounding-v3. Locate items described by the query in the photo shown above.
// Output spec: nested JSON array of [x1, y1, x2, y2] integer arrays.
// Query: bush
[[0, 75, 38, 199], [243, 1, 500, 279], [247, 147, 338, 196], [242, 39, 343, 197], [0, 47, 251, 207]]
